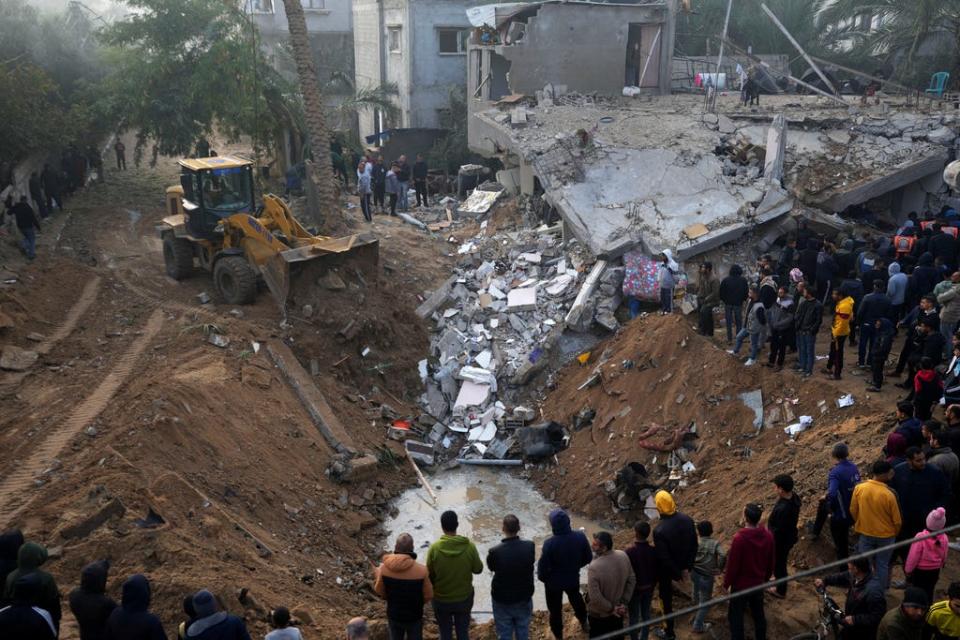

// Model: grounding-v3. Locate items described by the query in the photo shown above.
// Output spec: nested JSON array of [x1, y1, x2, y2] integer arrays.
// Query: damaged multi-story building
[[465, 0, 960, 262]]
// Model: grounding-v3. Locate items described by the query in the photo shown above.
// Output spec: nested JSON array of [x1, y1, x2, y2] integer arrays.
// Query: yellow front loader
[[157, 156, 377, 308]]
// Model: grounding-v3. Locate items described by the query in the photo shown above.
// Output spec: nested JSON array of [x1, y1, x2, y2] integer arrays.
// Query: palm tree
[[815, 0, 960, 86], [280, 0, 338, 226]]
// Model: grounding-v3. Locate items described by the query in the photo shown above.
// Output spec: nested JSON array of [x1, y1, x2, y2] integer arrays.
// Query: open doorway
[[625, 24, 643, 86], [625, 23, 662, 88]]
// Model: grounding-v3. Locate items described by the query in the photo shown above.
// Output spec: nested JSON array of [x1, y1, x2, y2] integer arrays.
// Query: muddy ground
[[1, 131, 958, 640]]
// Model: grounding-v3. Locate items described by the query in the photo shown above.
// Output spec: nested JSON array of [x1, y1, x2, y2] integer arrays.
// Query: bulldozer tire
[[214, 256, 257, 305], [163, 236, 195, 280]]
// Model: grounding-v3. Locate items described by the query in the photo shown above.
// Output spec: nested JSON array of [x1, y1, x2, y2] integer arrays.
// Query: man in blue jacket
[[811, 443, 861, 560], [537, 509, 592, 639]]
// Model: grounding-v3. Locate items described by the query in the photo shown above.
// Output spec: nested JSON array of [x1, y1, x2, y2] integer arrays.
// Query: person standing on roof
[[538, 508, 592, 640], [652, 490, 698, 640]]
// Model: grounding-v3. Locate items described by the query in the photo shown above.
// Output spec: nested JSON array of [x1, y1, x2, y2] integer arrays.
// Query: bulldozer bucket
[[280, 233, 380, 312]]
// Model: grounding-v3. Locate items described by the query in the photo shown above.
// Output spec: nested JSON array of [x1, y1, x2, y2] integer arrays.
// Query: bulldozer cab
[[177, 157, 255, 239]]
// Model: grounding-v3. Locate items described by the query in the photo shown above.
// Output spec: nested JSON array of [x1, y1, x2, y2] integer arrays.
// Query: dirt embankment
[[0, 153, 464, 639]]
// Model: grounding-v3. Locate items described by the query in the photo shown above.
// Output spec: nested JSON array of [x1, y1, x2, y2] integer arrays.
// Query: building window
[[388, 27, 402, 53], [301, 0, 324, 11], [437, 28, 468, 55], [251, 0, 274, 13]]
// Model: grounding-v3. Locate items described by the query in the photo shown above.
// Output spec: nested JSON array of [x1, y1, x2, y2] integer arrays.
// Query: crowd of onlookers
[[328, 142, 431, 223]]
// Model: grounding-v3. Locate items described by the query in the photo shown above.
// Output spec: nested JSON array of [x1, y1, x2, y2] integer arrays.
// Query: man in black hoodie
[[720, 265, 749, 344], [4, 541, 60, 630], [929, 223, 958, 271], [537, 509, 592, 639], [767, 475, 801, 597], [70, 559, 117, 640], [0, 573, 57, 639], [909, 253, 941, 307], [0, 530, 23, 607], [105, 574, 167, 640]]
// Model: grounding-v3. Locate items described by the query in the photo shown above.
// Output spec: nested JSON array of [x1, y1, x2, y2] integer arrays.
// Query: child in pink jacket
[[905, 507, 949, 603]]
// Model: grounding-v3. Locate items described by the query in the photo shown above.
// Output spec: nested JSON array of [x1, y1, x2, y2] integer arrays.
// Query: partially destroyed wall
[[497, 3, 669, 96]]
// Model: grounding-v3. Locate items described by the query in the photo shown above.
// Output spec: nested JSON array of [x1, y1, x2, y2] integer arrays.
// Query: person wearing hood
[[105, 574, 166, 640], [486, 515, 535, 640], [69, 559, 117, 640], [905, 508, 949, 604], [0, 529, 23, 606], [929, 223, 958, 270], [652, 491, 697, 640], [877, 587, 928, 640], [857, 280, 893, 369], [658, 251, 679, 315], [4, 541, 60, 630], [184, 590, 250, 640], [764, 288, 795, 371], [815, 558, 887, 640], [375, 533, 432, 640], [868, 318, 898, 392], [178, 595, 197, 640], [723, 504, 774, 640], [720, 265, 749, 343], [886, 432, 909, 467], [0, 573, 57, 639], [910, 253, 941, 308], [888, 262, 909, 320], [537, 508, 592, 639], [426, 511, 482, 640], [799, 237, 820, 284], [767, 475, 801, 598]]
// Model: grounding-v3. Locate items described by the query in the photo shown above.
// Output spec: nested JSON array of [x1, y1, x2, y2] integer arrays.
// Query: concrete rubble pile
[[405, 218, 621, 466]]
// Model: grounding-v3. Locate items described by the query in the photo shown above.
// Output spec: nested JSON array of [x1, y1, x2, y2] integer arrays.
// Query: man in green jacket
[[426, 510, 483, 640], [4, 541, 61, 631]]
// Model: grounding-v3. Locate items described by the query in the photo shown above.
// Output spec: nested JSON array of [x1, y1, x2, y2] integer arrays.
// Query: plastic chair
[[926, 72, 950, 97]]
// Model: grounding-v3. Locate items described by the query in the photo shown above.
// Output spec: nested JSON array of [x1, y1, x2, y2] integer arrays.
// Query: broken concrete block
[[507, 287, 537, 311], [0, 345, 38, 371], [61, 497, 126, 540], [459, 366, 498, 391], [405, 440, 435, 466], [518, 252, 542, 264], [454, 381, 491, 409], [717, 114, 736, 134], [508, 314, 527, 332], [545, 274, 575, 296]]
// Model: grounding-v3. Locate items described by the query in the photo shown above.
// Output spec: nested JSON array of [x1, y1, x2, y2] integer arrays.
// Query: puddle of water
[[383, 466, 609, 621]]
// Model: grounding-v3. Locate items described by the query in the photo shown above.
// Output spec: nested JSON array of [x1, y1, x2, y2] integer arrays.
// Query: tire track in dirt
[[0, 308, 164, 526], [0, 276, 102, 390]]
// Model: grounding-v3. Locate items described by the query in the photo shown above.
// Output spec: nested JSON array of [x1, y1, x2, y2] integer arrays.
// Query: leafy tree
[[99, 0, 295, 164]]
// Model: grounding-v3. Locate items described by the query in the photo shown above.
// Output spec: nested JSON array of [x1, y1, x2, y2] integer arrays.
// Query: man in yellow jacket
[[851, 460, 902, 589], [825, 288, 855, 380]]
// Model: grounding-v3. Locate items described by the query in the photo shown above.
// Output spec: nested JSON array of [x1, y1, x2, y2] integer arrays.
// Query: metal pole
[[593, 523, 960, 640], [760, 2, 838, 96], [710, 0, 734, 112]]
